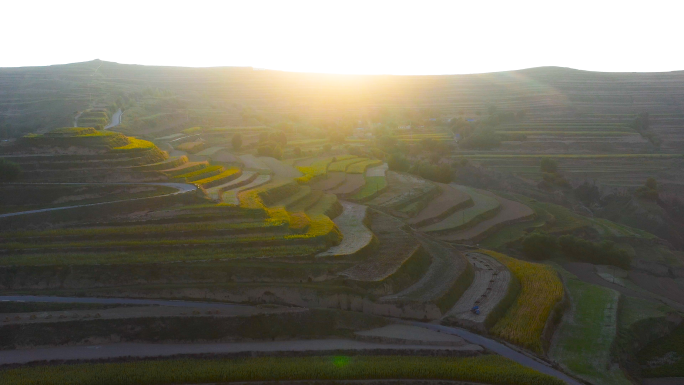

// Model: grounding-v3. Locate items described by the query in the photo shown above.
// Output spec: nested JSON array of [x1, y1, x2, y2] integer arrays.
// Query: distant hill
[[2, 60, 684, 146]]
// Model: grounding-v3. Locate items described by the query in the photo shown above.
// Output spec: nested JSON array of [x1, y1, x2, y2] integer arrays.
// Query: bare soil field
[[408, 183, 472, 227], [206, 171, 257, 200], [0, 339, 483, 365], [222, 175, 272, 204], [327, 174, 366, 195], [366, 163, 388, 176], [421, 186, 500, 233], [435, 195, 534, 243], [259, 157, 303, 181], [629, 271, 684, 305], [238, 154, 271, 173], [561, 262, 680, 308], [309, 172, 346, 191], [339, 211, 420, 281], [317, 202, 373, 258], [354, 324, 468, 346], [369, 172, 436, 208], [643, 379, 684, 385], [443, 253, 511, 330], [1, 304, 300, 325]]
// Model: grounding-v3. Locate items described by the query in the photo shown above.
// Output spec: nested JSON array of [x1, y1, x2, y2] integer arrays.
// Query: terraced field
[[408, 183, 473, 227], [435, 194, 534, 243], [421, 185, 500, 233], [465, 155, 683, 188], [327, 173, 366, 196], [550, 276, 630, 385], [316, 202, 373, 258], [221, 175, 272, 205], [309, 171, 346, 191], [369, 172, 438, 210], [381, 234, 472, 314], [205, 171, 257, 200], [339, 211, 422, 282], [162, 161, 208, 177], [483, 250, 564, 353], [328, 157, 365, 172]]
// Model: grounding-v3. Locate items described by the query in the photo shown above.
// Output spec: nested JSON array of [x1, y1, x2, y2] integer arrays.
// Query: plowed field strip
[[369, 172, 435, 208], [366, 164, 388, 177], [380, 234, 468, 303], [408, 184, 472, 226], [259, 157, 302, 181], [316, 202, 372, 258], [206, 171, 256, 200], [309, 172, 346, 191], [327, 174, 365, 195], [444, 253, 510, 325], [339, 211, 419, 281], [421, 185, 500, 233], [435, 196, 534, 242], [222, 175, 272, 205]]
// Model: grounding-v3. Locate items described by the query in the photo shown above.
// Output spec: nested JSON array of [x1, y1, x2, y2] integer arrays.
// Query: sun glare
[[2, 0, 682, 74]]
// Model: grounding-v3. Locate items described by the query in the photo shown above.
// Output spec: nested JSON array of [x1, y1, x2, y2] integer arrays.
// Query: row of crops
[[483, 250, 564, 353]]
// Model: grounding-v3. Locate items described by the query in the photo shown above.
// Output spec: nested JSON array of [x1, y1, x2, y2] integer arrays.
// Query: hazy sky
[[4, 0, 682, 74]]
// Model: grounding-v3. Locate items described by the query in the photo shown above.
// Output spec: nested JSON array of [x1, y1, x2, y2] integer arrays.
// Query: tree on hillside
[[0, 158, 21, 182], [540, 158, 558, 173], [636, 177, 659, 199], [522, 233, 558, 261], [387, 153, 410, 172], [231, 133, 243, 150], [632, 112, 650, 131], [458, 131, 501, 150]]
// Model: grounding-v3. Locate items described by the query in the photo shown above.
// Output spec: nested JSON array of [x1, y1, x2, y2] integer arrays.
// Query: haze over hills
[[2, 60, 684, 150]]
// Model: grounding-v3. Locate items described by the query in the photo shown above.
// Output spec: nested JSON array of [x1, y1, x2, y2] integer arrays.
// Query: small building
[[354, 127, 372, 138]]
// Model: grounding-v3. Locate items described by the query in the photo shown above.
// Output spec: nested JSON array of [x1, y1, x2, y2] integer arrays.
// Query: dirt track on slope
[[443, 253, 510, 329]]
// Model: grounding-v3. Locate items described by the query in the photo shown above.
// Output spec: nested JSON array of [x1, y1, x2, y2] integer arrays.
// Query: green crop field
[[550, 278, 630, 385], [0, 355, 564, 385], [352, 175, 387, 200], [618, 296, 670, 331]]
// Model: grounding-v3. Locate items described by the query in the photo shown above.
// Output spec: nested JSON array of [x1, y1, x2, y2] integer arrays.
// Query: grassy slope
[[550, 277, 631, 385], [637, 324, 684, 377]]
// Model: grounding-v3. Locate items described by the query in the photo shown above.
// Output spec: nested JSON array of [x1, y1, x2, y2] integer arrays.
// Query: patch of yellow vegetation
[[480, 249, 564, 353]]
